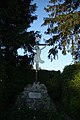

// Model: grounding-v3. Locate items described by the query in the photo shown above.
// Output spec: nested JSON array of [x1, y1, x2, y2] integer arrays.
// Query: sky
[[18, 0, 73, 72]]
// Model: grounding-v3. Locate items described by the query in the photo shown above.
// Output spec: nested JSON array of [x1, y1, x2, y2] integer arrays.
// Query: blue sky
[[18, 0, 73, 72]]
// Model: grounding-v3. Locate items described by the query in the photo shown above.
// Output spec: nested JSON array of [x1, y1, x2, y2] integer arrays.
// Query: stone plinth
[[15, 82, 56, 111]]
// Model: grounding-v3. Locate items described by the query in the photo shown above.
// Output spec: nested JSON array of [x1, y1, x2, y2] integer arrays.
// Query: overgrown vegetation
[[62, 63, 80, 120], [0, 62, 80, 120]]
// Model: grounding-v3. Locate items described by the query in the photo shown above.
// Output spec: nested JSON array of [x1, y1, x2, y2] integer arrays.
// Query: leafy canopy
[[0, 0, 38, 67], [43, 0, 80, 61]]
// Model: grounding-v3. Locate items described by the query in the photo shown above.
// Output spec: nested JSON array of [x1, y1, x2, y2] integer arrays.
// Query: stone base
[[15, 82, 56, 111]]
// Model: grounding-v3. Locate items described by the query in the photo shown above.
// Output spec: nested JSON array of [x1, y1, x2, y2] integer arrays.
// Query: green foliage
[[46, 71, 62, 101], [0, 63, 80, 119], [0, 62, 35, 110], [35, 70, 62, 101], [0, 0, 38, 68], [43, 0, 80, 61], [62, 63, 80, 120]]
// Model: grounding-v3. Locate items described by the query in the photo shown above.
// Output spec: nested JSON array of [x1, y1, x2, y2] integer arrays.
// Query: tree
[[43, 0, 80, 62], [0, 0, 38, 68], [0, 0, 40, 110]]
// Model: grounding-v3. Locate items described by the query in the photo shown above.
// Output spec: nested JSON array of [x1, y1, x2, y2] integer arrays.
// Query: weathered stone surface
[[15, 82, 56, 111], [28, 92, 41, 99]]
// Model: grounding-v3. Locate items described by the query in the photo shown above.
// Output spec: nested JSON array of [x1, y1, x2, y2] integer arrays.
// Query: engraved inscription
[[28, 92, 41, 99]]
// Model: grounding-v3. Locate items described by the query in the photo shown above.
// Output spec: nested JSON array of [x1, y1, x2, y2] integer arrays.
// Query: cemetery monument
[[15, 37, 56, 111]]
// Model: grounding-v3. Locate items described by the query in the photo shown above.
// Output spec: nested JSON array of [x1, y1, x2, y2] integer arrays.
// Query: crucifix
[[34, 37, 49, 83], [30, 37, 49, 83]]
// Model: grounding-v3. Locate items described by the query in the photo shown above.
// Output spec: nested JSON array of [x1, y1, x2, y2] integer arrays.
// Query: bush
[[62, 63, 80, 120], [45, 70, 62, 102], [29, 70, 62, 102], [0, 62, 35, 111]]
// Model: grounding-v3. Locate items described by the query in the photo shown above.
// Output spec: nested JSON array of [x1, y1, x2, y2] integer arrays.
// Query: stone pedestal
[[15, 82, 56, 111]]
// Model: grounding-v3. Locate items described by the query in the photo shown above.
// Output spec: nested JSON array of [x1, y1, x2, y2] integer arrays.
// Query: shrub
[[62, 63, 80, 120]]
